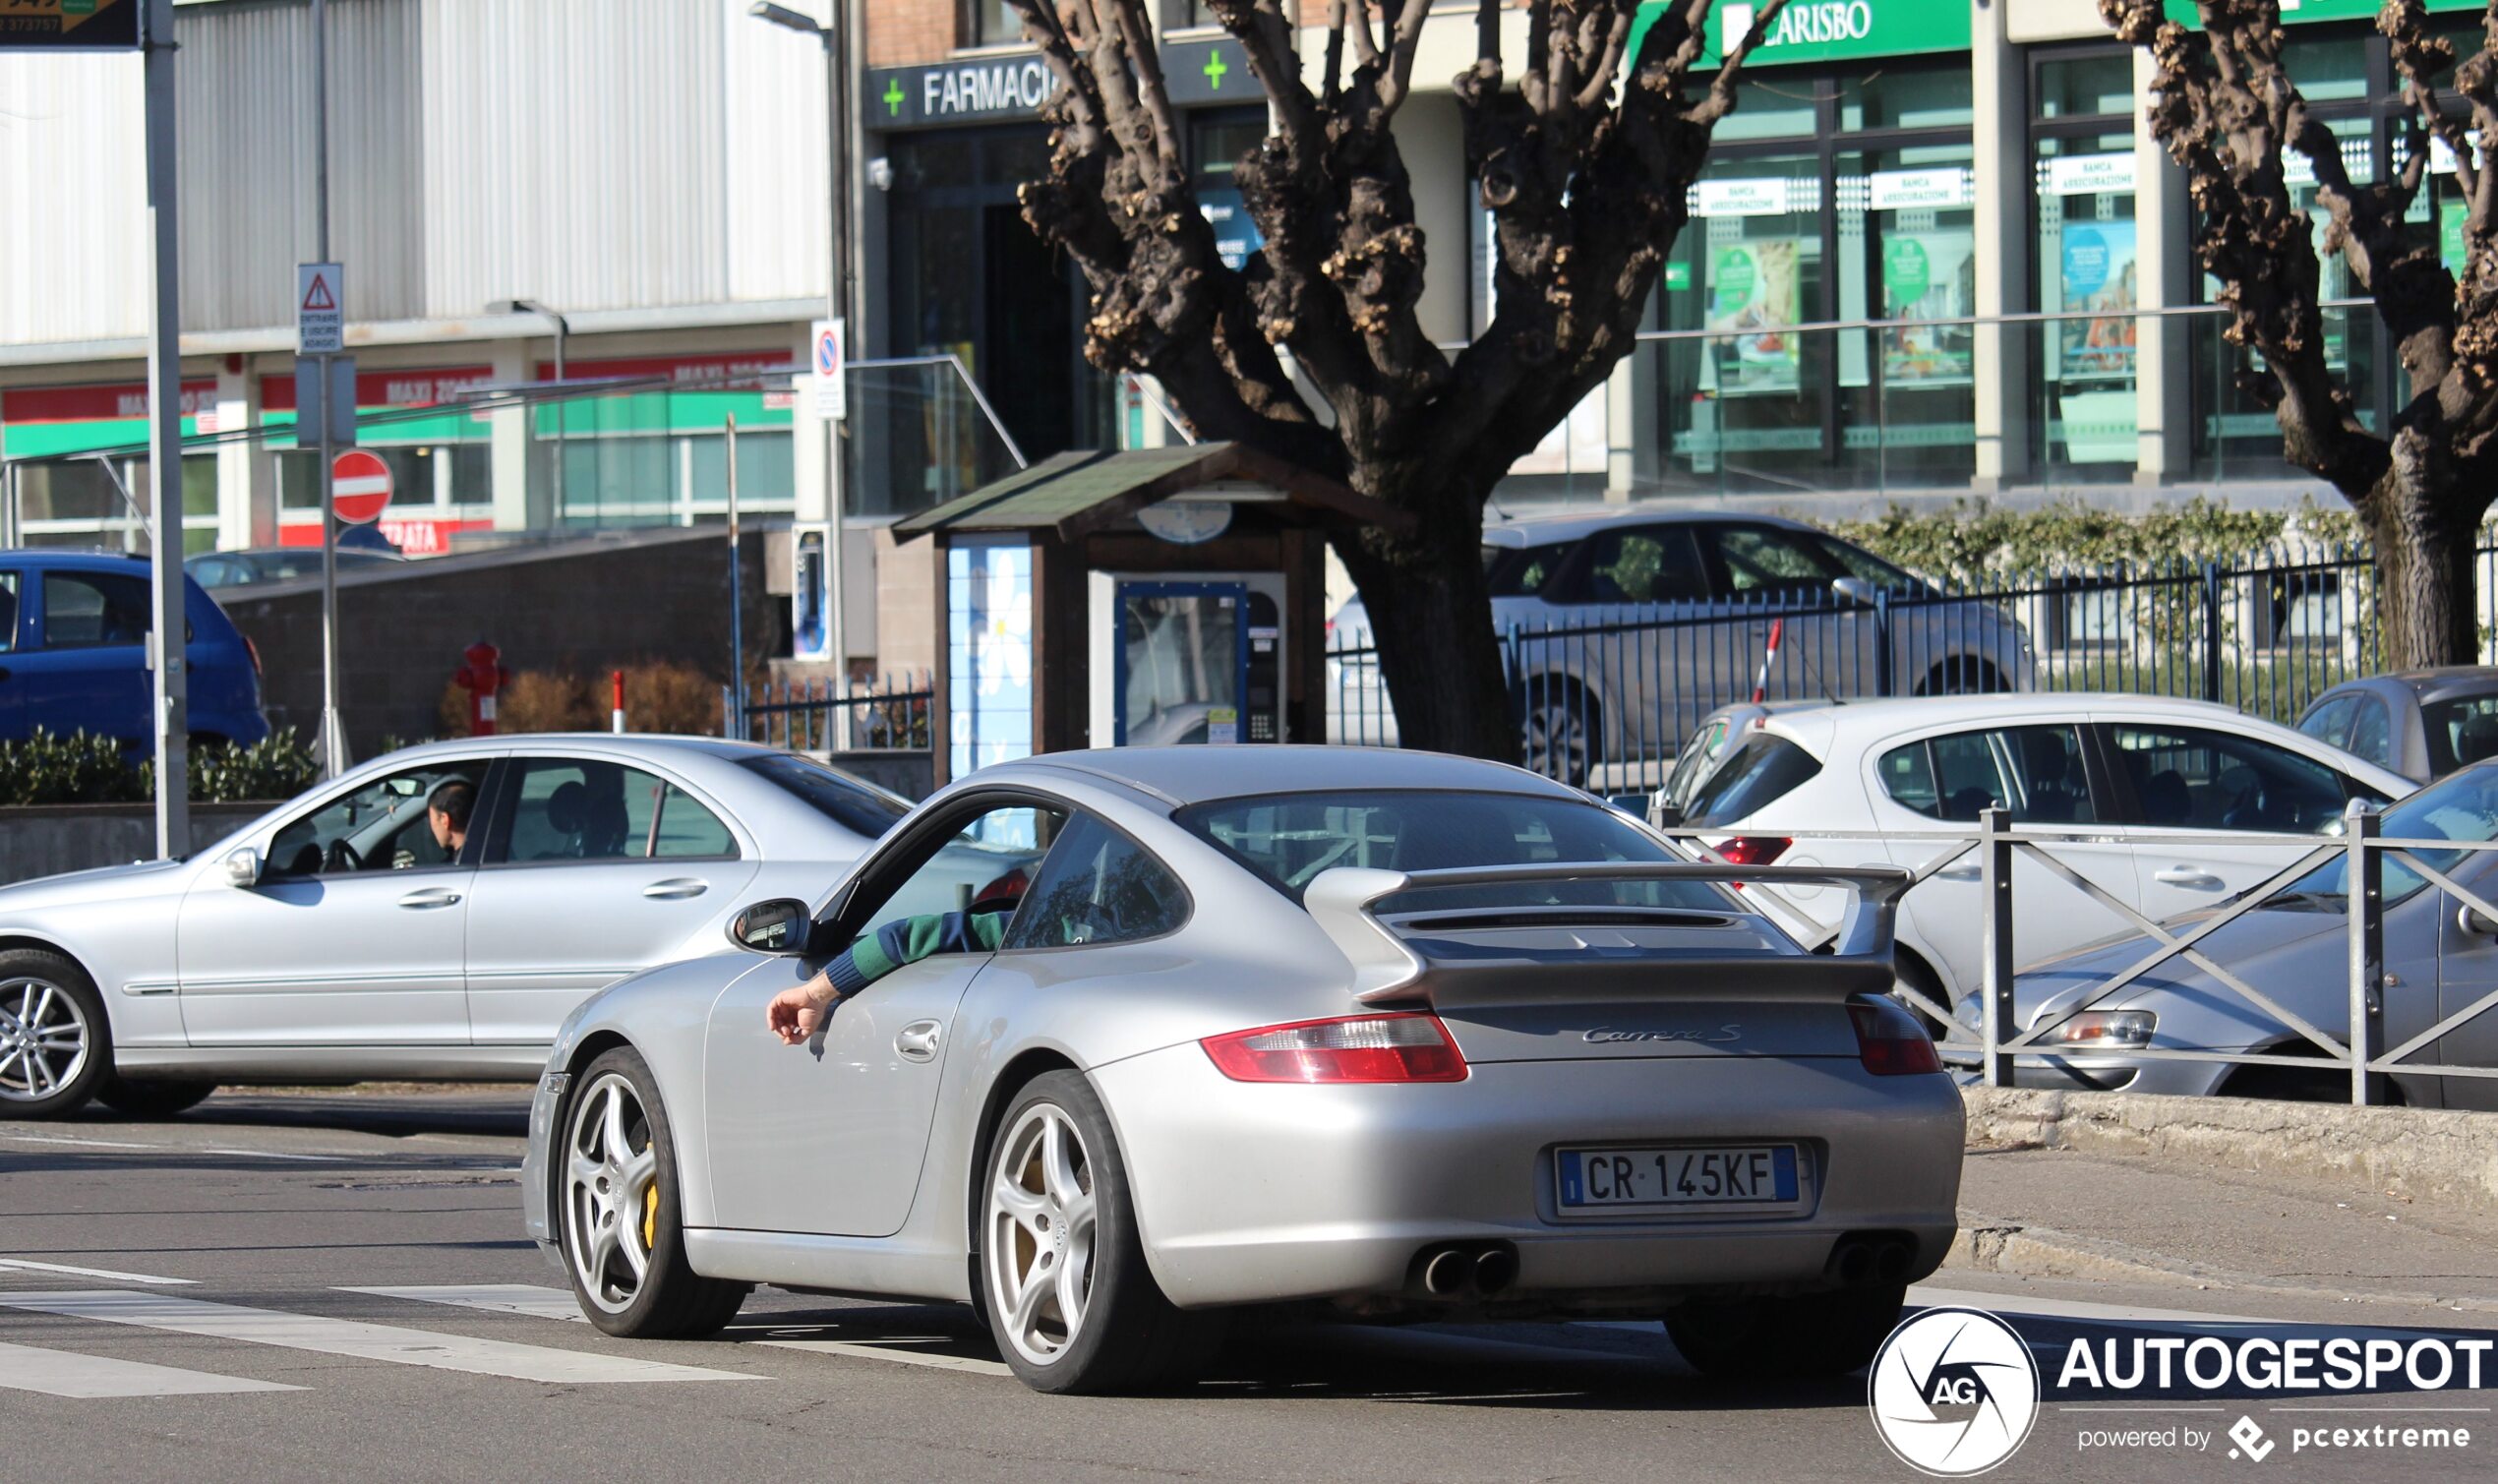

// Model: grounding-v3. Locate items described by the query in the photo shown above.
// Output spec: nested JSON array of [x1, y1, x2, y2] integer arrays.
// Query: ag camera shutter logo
[[1869, 1307, 2041, 1475]]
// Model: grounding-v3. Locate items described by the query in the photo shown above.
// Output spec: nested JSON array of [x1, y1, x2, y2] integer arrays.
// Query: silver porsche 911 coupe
[[520, 746, 1963, 1394]]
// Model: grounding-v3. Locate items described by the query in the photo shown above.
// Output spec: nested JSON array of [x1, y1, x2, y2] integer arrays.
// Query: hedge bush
[[0, 727, 318, 806], [435, 659, 730, 737]]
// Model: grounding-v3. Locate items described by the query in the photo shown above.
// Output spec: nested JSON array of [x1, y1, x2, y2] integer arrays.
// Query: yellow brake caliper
[[640, 1149, 659, 1253]]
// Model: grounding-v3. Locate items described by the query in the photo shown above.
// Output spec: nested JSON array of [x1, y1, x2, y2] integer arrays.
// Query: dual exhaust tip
[[1829, 1231, 1916, 1289], [1417, 1242, 1518, 1299]]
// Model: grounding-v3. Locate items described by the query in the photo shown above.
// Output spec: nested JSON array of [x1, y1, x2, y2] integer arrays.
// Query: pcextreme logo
[[1868, 1308, 2042, 1476]]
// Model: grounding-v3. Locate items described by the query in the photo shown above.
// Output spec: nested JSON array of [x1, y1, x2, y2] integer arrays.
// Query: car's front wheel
[[94, 1076, 217, 1118], [1666, 1283, 1906, 1381], [560, 1047, 749, 1338], [980, 1070, 1223, 1394], [0, 950, 109, 1120]]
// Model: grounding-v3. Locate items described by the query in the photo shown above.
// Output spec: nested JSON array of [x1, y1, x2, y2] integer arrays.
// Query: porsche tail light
[[1850, 999, 1943, 1076], [1714, 836, 1790, 866], [1201, 1012, 1468, 1084]]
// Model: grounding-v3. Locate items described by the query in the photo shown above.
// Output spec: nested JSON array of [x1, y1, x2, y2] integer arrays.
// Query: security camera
[[868, 156, 894, 193]]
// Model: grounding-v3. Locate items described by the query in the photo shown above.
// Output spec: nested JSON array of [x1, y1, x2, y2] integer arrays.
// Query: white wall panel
[[720, 0, 831, 307], [0, 53, 149, 345]]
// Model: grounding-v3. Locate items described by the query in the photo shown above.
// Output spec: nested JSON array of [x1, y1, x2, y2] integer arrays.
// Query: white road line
[[0, 1290, 754, 1386], [363, 1284, 1016, 1377], [753, 1336, 1012, 1376], [0, 1339, 300, 1397], [1, 1134, 156, 1150], [196, 1149, 346, 1163], [0, 1259, 196, 1285], [339, 1284, 584, 1322]]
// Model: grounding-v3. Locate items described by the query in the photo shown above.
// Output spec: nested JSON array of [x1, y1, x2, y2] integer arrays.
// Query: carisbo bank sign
[[865, 38, 1248, 131], [1627, 0, 1969, 69]]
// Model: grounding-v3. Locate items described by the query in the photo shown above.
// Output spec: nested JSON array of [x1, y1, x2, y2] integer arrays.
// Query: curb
[[1945, 1215, 2498, 1317], [1961, 1086, 2498, 1217]]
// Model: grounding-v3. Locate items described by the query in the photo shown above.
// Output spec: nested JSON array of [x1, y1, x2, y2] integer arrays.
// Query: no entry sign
[[331, 449, 392, 524]]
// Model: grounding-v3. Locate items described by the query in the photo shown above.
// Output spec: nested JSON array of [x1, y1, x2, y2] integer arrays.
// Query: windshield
[[2269, 762, 2498, 910], [1174, 789, 1735, 915], [741, 753, 913, 839]]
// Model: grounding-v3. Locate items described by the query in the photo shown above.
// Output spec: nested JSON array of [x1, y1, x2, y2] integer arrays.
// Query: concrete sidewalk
[[1953, 1141, 2498, 1314]]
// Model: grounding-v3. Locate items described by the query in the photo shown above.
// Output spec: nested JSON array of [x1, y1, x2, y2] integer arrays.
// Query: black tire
[[1891, 950, 1951, 1039], [1666, 1283, 1906, 1382], [558, 1047, 750, 1338], [978, 1070, 1225, 1394], [94, 1076, 217, 1118], [1917, 658, 2005, 697], [1516, 680, 1603, 788], [0, 949, 110, 1120], [2222, 1061, 2394, 1104]]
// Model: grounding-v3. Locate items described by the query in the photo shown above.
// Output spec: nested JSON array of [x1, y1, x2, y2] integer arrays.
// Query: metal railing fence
[[1654, 802, 2498, 1108], [1328, 539, 2460, 793], [740, 671, 933, 753]]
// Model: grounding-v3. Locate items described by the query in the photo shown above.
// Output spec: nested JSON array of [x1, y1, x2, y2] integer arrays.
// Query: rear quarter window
[[1681, 735, 1823, 826]]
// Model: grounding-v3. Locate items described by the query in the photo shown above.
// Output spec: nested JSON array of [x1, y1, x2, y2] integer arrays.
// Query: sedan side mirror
[[223, 847, 263, 888], [728, 898, 811, 955], [2459, 901, 2498, 937], [1830, 575, 1879, 608]]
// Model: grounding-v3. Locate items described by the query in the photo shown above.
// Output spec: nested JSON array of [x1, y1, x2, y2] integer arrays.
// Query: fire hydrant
[[453, 640, 511, 737]]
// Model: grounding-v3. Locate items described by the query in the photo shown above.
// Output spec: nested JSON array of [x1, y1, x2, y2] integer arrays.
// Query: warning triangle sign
[[302, 274, 335, 312]]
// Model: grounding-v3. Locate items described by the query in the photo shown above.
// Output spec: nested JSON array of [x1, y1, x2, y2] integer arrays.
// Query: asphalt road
[[1, 1088, 2491, 1483]]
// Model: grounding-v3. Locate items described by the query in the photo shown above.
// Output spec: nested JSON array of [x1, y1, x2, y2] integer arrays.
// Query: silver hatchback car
[[1330, 509, 2035, 784], [520, 746, 1963, 1394]]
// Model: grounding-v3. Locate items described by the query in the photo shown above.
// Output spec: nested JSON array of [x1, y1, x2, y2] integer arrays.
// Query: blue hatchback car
[[0, 550, 268, 748]]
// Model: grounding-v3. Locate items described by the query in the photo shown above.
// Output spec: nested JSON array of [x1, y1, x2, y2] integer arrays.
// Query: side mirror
[[223, 847, 262, 888], [1830, 575, 1879, 608], [728, 898, 811, 955], [2459, 901, 2498, 937]]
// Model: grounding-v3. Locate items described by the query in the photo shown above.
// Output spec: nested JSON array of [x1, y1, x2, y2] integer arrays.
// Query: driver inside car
[[764, 874, 1028, 1045], [393, 778, 475, 868]]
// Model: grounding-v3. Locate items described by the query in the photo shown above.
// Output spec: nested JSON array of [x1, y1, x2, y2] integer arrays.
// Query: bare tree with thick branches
[[2105, 0, 2498, 665], [1004, 0, 1789, 762]]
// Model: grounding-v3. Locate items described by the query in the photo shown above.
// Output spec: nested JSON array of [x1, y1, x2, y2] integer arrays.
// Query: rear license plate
[[1555, 1145, 1800, 1213]]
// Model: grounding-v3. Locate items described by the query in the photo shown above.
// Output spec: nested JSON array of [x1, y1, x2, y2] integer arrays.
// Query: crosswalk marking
[[0, 1259, 195, 1285], [0, 1339, 301, 1397], [0, 1290, 755, 1385], [365, 1282, 1016, 1376]]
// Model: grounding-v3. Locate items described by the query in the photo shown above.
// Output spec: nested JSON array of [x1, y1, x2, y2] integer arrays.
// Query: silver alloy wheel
[[985, 1102, 1099, 1368], [563, 1072, 660, 1315], [0, 978, 89, 1104], [1521, 699, 1592, 785]]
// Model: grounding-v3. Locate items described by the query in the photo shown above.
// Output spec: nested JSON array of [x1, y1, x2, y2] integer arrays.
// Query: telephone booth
[[892, 443, 1407, 786]]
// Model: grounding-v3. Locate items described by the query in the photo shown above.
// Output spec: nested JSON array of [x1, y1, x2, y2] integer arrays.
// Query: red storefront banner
[[3, 381, 219, 423], [533, 352, 796, 386], [261, 367, 496, 412], [276, 516, 493, 558]]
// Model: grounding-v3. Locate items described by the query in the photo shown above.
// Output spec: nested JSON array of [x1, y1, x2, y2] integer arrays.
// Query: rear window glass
[[1484, 543, 1570, 598], [1681, 736, 1823, 826], [741, 752, 913, 839], [2424, 694, 2498, 775], [1174, 790, 1732, 915]]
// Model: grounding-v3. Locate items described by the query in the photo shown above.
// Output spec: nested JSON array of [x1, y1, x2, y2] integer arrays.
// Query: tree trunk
[[2365, 472, 2482, 669], [1333, 514, 1521, 767]]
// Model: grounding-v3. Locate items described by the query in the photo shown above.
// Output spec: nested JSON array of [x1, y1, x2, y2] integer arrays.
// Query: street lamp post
[[750, 0, 854, 690], [507, 299, 569, 526]]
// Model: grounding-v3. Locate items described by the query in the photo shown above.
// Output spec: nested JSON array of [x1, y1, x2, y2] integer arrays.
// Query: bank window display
[[2031, 51, 2141, 477], [1655, 64, 1974, 496]]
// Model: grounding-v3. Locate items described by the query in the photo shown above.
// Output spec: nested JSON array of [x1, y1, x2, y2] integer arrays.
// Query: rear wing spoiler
[[1303, 861, 1914, 1007]]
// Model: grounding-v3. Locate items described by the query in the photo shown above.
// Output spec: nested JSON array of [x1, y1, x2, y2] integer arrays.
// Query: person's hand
[[767, 976, 839, 1045]]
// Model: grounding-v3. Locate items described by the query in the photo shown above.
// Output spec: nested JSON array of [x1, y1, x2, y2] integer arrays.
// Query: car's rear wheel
[[1517, 681, 1602, 787], [1666, 1283, 1906, 1381], [94, 1076, 217, 1118], [980, 1070, 1223, 1394], [0, 951, 109, 1120], [560, 1048, 749, 1338]]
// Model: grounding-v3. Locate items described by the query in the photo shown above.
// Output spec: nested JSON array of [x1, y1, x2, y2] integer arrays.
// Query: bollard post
[[1979, 806, 2016, 1088], [611, 671, 626, 734], [2345, 801, 2385, 1106]]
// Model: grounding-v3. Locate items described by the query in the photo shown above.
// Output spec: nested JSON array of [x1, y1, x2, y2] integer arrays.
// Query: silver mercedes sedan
[[0, 735, 958, 1121], [519, 746, 1964, 1394]]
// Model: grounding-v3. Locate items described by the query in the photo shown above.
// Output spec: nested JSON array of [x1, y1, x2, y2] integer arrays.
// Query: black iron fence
[[1326, 541, 2472, 792], [741, 672, 934, 753]]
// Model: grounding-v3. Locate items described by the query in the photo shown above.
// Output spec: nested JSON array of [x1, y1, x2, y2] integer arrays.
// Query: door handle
[[2153, 865, 2225, 889], [895, 1020, 942, 1062], [1934, 864, 1981, 882], [642, 878, 708, 900], [397, 887, 462, 909]]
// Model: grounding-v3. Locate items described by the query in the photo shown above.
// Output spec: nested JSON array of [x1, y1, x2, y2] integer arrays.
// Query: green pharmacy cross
[[1203, 51, 1227, 89], [883, 78, 906, 116]]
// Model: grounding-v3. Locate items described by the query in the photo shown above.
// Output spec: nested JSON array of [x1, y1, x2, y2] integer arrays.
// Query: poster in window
[[1878, 228, 1975, 386], [2052, 220, 2138, 382], [1705, 239, 1803, 395]]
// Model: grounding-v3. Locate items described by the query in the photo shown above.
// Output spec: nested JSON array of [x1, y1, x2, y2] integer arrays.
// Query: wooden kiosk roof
[[890, 443, 1410, 542]]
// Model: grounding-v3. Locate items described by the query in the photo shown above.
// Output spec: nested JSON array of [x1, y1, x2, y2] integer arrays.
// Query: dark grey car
[[2297, 668, 2498, 783], [1961, 759, 2498, 1108]]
